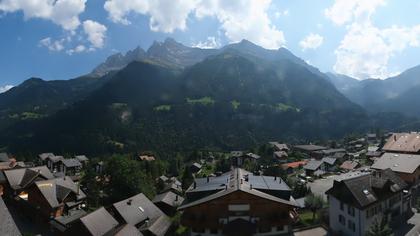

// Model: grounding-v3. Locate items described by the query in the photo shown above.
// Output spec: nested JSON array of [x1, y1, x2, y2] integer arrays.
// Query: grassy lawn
[[299, 211, 320, 226], [187, 97, 215, 106]]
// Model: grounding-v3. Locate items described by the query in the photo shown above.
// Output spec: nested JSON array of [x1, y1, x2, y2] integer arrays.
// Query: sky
[[1, 0, 420, 91]]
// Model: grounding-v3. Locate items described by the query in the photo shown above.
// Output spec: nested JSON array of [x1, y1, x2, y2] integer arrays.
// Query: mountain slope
[[3, 52, 367, 155]]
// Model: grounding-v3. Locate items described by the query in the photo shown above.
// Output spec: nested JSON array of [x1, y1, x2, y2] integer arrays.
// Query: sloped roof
[[61, 158, 82, 168], [326, 169, 407, 209], [274, 151, 288, 159], [383, 132, 420, 153], [294, 145, 327, 152], [340, 160, 359, 170], [80, 207, 119, 236], [4, 166, 54, 190], [35, 177, 86, 208], [139, 215, 171, 236], [304, 160, 323, 171], [372, 153, 420, 174], [245, 153, 261, 159], [179, 168, 297, 210], [75, 155, 89, 162], [114, 224, 143, 236], [113, 193, 164, 226], [153, 191, 184, 208], [321, 157, 337, 165], [269, 142, 289, 151], [0, 197, 21, 236], [281, 161, 308, 169], [38, 153, 55, 161]]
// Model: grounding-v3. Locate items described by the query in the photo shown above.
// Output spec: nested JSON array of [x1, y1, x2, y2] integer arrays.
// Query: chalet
[[179, 168, 298, 236], [327, 169, 409, 236], [47, 155, 65, 172], [371, 153, 420, 186], [153, 191, 184, 216], [190, 162, 202, 174], [382, 132, 420, 154], [59, 158, 82, 176], [50, 209, 88, 234], [273, 151, 288, 163], [2, 166, 55, 198], [366, 133, 378, 144], [38, 152, 55, 165], [269, 142, 289, 152], [332, 152, 349, 162], [70, 207, 119, 236], [230, 151, 261, 167], [340, 161, 360, 172], [293, 144, 327, 158], [27, 177, 87, 218], [0, 197, 21, 236], [321, 157, 338, 172], [75, 155, 89, 167], [158, 176, 182, 195], [303, 160, 325, 176], [281, 161, 307, 174], [110, 193, 171, 236], [0, 158, 25, 171]]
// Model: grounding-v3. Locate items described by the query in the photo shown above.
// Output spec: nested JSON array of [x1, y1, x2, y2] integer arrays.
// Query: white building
[[326, 169, 409, 236]]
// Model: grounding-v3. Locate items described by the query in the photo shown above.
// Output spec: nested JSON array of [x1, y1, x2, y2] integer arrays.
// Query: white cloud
[[0, 85, 14, 93], [83, 20, 107, 48], [326, 0, 420, 79], [274, 9, 289, 18], [66, 44, 86, 55], [192, 36, 220, 49], [39, 37, 65, 52], [104, 0, 286, 49], [0, 0, 86, 31], [324, 0, 385, 26], [299, 33, 323, 51]]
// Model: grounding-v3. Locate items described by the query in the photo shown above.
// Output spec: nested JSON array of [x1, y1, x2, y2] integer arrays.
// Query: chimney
[[193, 181, 197, 189], [279, 178, 282, 183], [207, 176, 210, 183], [274, 176, 277, 181], [127, 199, 132, 205], [225, 185, 228, 190], [394, 135, 397, 141], [175, 194, 179, 201], [240, 178, 243, 184], [250, 184, 253, 190]]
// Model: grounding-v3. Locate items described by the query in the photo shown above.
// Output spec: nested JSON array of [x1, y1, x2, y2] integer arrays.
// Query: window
[[340, 201, 344, 211], [339, 215, 346, 225], [348, 220, 356, 232], [348, 206, 355, 217]]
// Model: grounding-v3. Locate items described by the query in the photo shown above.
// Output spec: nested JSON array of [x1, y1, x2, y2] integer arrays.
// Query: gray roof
[[61, 158, 82, 168], [294, 145, 327, 152], [191, 162, 202, 169], [114, 224, 143, 236], [245, 153, 261, 159], [0, 152, 9, 162], [113, 193, 164, 226], [4, 166, 55, 190], [80, 207, 119, 236], [34, 177, 87, 208], [39, 153, 55, 161], [0, 197, 21, 236], [321, 157, 337, 165], [273, 151, 288, 159], [304, 160, 324, 170], [230, 151, 244, 157], [317, 148, 346, 155], [269, 142, 289, 151], [50, 155, 64, 163], [372, 153, 420, 174], [153, 191, 184, 207], [53, 209, 87, 226], [139, 215, 171, 236], [179, 168, 297, 210], [326, 169, 407, 209], [75, 155, 89, 162]]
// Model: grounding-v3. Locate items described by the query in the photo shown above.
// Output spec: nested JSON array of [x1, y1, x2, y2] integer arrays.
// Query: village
[[1, 132, 420, 236]]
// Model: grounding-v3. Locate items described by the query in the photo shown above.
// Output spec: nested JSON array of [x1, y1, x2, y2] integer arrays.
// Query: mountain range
[[0, 38, 418, 155]]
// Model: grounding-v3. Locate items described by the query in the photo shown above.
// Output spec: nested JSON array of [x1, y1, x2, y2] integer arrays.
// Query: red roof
[[282, 161, 308, 169]]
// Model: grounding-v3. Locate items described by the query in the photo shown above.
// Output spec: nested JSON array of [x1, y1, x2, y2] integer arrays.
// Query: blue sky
[[1, 0, 420, 91]]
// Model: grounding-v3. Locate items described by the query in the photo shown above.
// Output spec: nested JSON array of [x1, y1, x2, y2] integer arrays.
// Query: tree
[[181, 167, 194, 190], [304, 194, 325, 221], [366, 217, 393, 236], [104, 155, 155, 202]]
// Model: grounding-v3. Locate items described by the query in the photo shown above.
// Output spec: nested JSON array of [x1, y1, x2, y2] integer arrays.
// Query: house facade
[[327, 169, 409, 236], [179, 168, 298, 236]]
